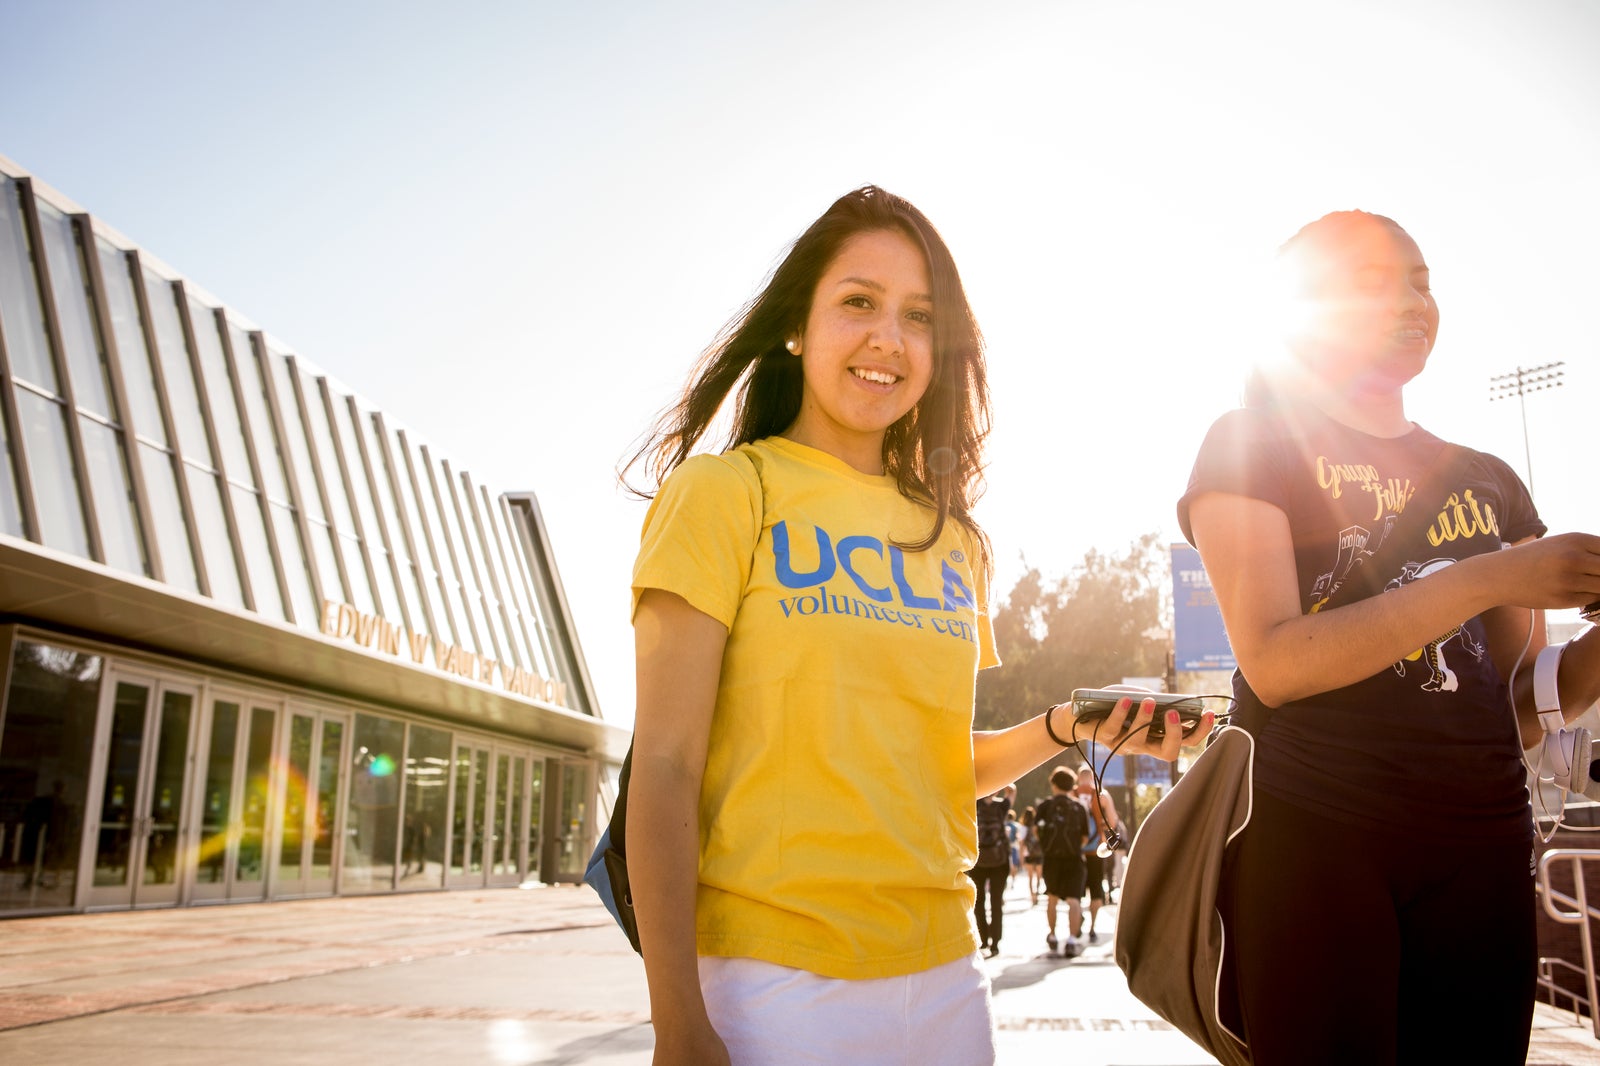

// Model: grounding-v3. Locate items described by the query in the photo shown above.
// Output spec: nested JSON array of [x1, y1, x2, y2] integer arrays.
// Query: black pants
[[968, 862, 1009, 947], [1220, 788, 1536, 1066]]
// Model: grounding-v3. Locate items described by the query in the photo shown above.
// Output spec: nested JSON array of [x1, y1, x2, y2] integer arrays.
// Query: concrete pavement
[[1, 875, 1597, 1064]]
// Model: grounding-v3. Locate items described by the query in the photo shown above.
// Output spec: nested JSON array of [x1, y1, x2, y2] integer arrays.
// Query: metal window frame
[[503, 492, 599, 718], [0, 363, 37, 544], [396, 429, 460, 646], [0, 187, 42, 543], [172, 281, 252, 610], [39, 205, 115, 424], [0, 625, 15, 736], [282, 354, 352, 606], [128, 253, 210, 596], [498, 495, 559, 677], [187, 300, 258, 495], [462, 478, 527, 671], [227, 324, 290, 505], [244, 329, 323, 614], [14, 178, 103, 563], [438, 459, 501, 663], [78, 219, 160, 580], [482, 489, 543, 674], [419, 446, 484, 655], [313, 376, 386, 615], [216, 314, 295, 622], [368, 413, 438, 640], [341, 398, 416, 635], [250, 333, 328, 613]]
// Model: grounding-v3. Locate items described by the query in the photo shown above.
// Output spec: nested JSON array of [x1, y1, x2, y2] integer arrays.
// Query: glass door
[[446, 742, 533, 888], [191, 695, 279, 902], [526, 759, 544, 885], [399, 723, 450, 889], [85, 672, 200, 909], [552, 759, 593, 882], [271, 708, 347, 898], [487, 751, 527, 886], [447, 741, 490, 886]]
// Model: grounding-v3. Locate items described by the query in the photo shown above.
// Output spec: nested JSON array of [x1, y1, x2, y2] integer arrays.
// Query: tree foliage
[[975, 532, 1172, 808]]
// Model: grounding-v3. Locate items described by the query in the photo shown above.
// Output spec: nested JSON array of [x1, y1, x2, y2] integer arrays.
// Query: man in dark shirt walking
[[1035, 767, 1089, 957]]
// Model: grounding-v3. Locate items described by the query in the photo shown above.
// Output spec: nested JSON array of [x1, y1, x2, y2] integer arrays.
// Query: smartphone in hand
[[1068, 689, 1210, 741]]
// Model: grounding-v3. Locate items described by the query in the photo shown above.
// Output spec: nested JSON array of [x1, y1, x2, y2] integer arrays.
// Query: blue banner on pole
[[1078, 741, 1125, 786], [1132, 755, 1173, 786], [1172, 543, 1236, 672], [1078, 746, 1169, 788]]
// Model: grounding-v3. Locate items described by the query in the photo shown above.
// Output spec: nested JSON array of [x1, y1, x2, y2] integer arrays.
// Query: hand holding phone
[[1069, 688, 1210, 741]]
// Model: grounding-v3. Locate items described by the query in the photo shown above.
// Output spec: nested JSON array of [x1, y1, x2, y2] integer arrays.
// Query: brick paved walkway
[[1, 882, 1596, 1064]]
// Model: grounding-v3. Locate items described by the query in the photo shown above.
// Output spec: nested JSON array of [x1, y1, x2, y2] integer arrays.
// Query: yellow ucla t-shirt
[[631, 436, 998, 980]]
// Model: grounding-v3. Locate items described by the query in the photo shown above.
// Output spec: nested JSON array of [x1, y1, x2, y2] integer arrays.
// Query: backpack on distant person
[[975, 796, 1010, 867], [1035, 794, 1087, 858]]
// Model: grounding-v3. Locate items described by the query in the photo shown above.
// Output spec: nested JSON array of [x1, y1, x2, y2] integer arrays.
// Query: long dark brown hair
[[620, 185, 991, 557]]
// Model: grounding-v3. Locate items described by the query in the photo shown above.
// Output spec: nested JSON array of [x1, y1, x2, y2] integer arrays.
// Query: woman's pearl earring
[[785, 337, 800, 355]]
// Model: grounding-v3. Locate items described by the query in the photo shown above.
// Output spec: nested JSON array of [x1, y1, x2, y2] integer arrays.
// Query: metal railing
[[1537, 848, 1600, 1037]]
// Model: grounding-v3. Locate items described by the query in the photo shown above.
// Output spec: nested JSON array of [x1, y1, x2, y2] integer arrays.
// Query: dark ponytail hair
[[621, 185, 992, 557]]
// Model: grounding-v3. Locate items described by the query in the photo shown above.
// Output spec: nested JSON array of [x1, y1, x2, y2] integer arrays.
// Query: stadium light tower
[[1488, 361, 1564, 498]]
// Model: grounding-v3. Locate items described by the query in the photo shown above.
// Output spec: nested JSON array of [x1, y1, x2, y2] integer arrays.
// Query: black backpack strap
[[609, 744, 633, 857]]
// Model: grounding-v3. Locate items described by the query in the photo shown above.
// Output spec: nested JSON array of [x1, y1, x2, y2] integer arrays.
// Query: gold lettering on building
[[318, 599, 571, 708]]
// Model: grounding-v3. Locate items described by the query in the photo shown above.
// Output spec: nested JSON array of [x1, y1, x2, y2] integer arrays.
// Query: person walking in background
[[1020, 806, 1044, 905], [623, 185, 1211, 1066], [970, 789, 1011, 958], [1073, 765, 1119, 944], [1034, 767, 1089, 958], [1180, 209, 1600, 1065], [1004, 805, 1023, 887]]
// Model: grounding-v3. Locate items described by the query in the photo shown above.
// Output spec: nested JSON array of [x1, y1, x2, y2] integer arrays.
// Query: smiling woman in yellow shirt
[[621, 185, 1210, 1066]]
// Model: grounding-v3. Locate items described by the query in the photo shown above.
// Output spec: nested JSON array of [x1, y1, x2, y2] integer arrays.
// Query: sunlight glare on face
[[1263, 247, 1319, 379]]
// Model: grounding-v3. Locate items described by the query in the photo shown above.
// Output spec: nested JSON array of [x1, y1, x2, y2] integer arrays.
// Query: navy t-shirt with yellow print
[[1177, 405, 1544, 840]]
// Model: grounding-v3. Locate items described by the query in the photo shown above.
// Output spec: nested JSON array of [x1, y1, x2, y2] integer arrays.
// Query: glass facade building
[[0, 156, 626, 916]]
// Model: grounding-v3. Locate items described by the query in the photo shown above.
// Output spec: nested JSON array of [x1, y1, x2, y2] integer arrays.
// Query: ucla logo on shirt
[[771, 521, 975, 613]]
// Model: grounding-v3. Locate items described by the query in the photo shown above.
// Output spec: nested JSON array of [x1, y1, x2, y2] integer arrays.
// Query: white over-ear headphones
[[1536, 642, 1591, 793]]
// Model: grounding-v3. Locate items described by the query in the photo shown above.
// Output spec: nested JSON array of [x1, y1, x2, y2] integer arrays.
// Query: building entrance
[[192, 694, 280, 902], [273, 709, 348, 899], [447, 741, 542, 888], [0, 631, 613, 917], [487, 750, 527, 887], [83, 672, 200, 909]]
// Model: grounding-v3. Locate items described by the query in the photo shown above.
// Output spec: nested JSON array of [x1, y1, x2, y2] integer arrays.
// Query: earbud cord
[[1511, 608, 1600, 842], [1070, 697, 1236, 854]]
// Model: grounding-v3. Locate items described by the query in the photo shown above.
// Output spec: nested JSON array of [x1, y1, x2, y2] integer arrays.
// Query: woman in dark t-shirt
[[1179, 211, 1600, 1065]]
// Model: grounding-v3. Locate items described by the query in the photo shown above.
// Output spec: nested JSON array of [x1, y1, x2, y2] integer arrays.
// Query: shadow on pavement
[[989, 952, 1077, 994], [528, 1022, 655, 1066]]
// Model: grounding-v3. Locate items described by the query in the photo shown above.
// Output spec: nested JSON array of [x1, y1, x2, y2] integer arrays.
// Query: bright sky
[[4, 0, 1596, 729]]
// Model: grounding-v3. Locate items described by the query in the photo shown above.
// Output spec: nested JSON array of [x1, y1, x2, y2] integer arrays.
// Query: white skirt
[[698, 951, 997, 1065]]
